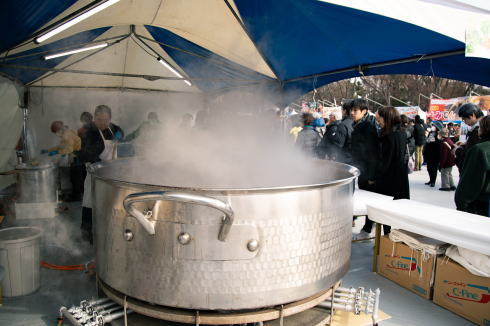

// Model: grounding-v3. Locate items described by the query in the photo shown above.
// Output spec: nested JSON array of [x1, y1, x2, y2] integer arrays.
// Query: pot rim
[[89, 159, 359, 194]]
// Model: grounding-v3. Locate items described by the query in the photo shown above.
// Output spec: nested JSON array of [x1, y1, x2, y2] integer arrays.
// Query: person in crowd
[[438, 128, 456, 191], [312, 112, 326, 136], [455, 115, 490, 217], [340, 100, 354, 163], [423, 121, 443, 187], [454, 103, 484, 172], [447, 122, 456, 139], [194, 110, 209, 130], [413, 115, 426, 171], [296, 112, 321, 157], [80, 105, 124, 244], [357, 107, 409, 237], [180, 113, 194, 128], [43, 121, 81, 157], [317, 110, 348, 161], [349, 99, 380, 191], [401, 115, 415, 156], [289, 114, 303, 143], [124, 111, 160, 142], [78, 112, 94, 140], [43, 121, 82, 201], [452, 123, 461, 143], [74, 112, 96, 198]]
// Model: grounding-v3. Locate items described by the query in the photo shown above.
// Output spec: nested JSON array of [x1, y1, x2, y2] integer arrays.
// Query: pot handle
[[123, 191, 234, 241]]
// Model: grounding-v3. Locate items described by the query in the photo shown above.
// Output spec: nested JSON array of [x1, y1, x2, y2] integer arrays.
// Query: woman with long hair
[[357, 106, 409, 237], [375, 106, 410, 200]]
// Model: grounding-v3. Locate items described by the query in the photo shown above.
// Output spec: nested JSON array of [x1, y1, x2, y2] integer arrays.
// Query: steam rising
[[100, 90, 348, 189]]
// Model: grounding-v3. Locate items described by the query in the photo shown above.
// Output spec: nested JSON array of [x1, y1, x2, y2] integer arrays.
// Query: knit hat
[[432, 121, 444, 131]]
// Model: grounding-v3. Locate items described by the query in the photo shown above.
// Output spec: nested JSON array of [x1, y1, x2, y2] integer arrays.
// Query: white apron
[[82, 128, 117, 208]]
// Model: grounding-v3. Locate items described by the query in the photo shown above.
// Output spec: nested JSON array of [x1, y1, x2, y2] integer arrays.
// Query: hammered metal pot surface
[[91, 159, 358, 310]]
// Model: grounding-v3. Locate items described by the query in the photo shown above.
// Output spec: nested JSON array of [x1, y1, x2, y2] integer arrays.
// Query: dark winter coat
[[350, 113, 380, 184], [296, 126, 321, 157], [340, 116, 354, 163], [455, 125, 480, 171], [455, 136, 490, 216], [402, 125, 415, 156], [440, 137, 456, 169], [375, 126, 410, 200], [317, 120, 348, 161], [80, 123, 124, 164], [413, 122, 427, 146], [423, 137, 441, 165]]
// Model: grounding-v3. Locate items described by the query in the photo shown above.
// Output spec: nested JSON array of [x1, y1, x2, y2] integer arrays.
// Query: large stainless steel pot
[[16, 162, 58, 203], [90, 158, 358, 310]]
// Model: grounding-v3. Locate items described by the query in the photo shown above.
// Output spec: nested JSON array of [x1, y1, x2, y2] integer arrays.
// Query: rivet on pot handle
[[122, 191, 234, 241]]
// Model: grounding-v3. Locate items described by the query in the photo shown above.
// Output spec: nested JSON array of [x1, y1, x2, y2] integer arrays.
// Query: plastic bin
[[0, 227, 42, 296]]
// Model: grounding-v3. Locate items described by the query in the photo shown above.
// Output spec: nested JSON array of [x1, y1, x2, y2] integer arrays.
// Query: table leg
[[372, 223, 382, 273]]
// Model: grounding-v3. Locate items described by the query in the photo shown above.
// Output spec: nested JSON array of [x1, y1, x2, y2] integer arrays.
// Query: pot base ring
[[98, 278, 339, 325]]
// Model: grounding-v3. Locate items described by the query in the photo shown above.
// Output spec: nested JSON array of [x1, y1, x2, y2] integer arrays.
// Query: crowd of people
[[294, 99, 489, 235]]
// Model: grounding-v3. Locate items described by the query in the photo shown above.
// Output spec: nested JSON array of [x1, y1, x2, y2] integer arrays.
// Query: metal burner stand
[[98, 278, 339, 325]]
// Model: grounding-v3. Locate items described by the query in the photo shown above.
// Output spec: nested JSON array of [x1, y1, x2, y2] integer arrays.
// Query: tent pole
[[1, 34, 128, 63], [0, 64, 182, 80], [284, 49, 465, 83], [1, 63, 272, 84], [135, 34, 272, 80], [26, 34, 130, 86]]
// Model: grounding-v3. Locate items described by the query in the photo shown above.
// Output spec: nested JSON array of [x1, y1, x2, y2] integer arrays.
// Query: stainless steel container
[[90, 158, 358, 310], [16, 163, 58, 203]]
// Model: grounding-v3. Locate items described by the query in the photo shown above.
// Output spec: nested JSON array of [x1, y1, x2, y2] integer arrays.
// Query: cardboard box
[[433, 257, 490, 326], [377, 235, 437, 299]]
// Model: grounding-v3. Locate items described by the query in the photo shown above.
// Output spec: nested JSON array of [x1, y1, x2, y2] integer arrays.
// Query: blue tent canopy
[[0, 0, 78, 53], [0, 0, 488, 102]]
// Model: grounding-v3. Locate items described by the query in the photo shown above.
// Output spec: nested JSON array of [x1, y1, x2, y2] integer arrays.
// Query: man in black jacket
[[340, 100, 354, 163], [413, 115, 426, 171], [80, 105, 124, 243], [454, 103, 484, 172], [317, 110, 348, 161], [349, 99, 380, 191]]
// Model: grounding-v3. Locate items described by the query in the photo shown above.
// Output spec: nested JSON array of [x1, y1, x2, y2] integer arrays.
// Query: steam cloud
[[99, 90, 345, 189]]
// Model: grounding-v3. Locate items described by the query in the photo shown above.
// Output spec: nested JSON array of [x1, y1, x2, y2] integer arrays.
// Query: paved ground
[[0, 165, 471, 325], [405, 165, 459, 209]]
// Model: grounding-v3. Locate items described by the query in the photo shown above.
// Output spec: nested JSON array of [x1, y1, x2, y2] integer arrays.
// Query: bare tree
[[296, 75, 489, 111]]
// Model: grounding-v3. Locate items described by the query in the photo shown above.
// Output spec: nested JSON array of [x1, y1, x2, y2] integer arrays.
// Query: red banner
[[428, 96, 490, 121]]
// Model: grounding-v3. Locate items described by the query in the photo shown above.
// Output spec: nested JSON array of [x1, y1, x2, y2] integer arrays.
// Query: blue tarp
[[0, 0, 488, 97], [234, 0, 464, 80], [234, 0, 489, 99], [0, 0, 78, 53]]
